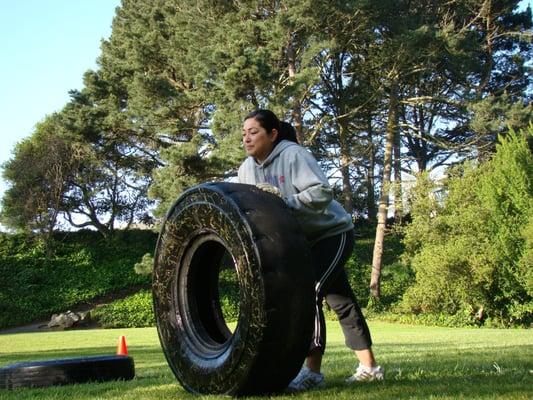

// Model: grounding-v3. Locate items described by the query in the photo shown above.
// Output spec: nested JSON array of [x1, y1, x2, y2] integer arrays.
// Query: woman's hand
[[256, 183, 282, 198]]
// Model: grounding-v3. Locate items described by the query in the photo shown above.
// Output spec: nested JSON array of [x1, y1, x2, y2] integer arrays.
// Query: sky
[[0, 0, 121, 203], [0, 1, 531, 212]]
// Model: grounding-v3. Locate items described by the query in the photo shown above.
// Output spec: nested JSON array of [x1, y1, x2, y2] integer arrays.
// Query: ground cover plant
[[0, 225, 408, 330], [89, 231, 409, 329], [0, 230, 155, 329], [0, 322, 531, 400]]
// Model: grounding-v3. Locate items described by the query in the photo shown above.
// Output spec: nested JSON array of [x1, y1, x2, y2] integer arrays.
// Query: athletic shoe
[[346, 363, 384, 382], [287, 366, 325, 392]]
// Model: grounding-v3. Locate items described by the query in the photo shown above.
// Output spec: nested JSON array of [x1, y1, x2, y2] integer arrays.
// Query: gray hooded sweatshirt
[[238, 140, 354, 243]]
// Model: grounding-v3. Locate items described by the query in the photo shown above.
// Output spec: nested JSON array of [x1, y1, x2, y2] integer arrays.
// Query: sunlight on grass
[[0, 322, 531, 399]]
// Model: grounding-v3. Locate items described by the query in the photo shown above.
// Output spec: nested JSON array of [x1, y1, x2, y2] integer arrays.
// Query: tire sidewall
[[153, 185, 265, 394]]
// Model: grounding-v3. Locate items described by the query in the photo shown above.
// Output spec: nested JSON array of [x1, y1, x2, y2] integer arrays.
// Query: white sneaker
[[287, 366, 325, 392], [346, 363, 384, 382]]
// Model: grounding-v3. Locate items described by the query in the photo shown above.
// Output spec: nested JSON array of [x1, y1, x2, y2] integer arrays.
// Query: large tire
[[153, 182, 315, 396], [0, 355, 135, 389]]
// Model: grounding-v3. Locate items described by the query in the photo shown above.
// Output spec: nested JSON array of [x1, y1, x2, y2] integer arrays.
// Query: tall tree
[[53, 73, 156, 237], [367, 0, 471, 299], [286, 0, 385, 216], [1, 115, 77, 236], [97, 0, 221, 216], [371, 75, 399, 299]]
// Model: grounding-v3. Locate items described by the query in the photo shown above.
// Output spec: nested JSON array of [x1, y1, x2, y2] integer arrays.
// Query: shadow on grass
[[321, 342, 532, 399], [0, 345, 169, 374], [1, 341, 531, 399], [368, 342, 533, 362], [3, 371, 531, 400], [314, 373, 532, 399]]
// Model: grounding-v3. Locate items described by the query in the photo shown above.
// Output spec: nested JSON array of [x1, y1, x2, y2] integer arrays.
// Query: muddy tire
[[153, 182, 314, 396], [0, 355, 135, 389]]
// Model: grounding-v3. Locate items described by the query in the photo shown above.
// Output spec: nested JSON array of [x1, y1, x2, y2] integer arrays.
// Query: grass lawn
[[0, 321, 531, 399]]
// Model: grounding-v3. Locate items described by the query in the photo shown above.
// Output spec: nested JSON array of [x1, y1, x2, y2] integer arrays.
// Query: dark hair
[[279, 121, 299, 144], [244, 109, 299, 145], [244, 109, 280, 135]]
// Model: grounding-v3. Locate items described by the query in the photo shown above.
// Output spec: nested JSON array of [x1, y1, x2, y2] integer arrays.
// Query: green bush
[[368, 310, 479, 328], [92, 290, 155, 328], [134, 253, 155, 275], [0, 229, 156, 329], [218, 267, 241, 322], [93, 231, 408, 328], [93, 268, 242, 328], [0, 223, 410, 330], [324, 232, 410, 320], [345, 234, 409, 311], [401, 128, 533, 326]]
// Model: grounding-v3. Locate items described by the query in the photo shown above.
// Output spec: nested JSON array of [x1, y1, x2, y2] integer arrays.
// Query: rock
[[47, 310, 90, 329], [77, 311, 92, 326]]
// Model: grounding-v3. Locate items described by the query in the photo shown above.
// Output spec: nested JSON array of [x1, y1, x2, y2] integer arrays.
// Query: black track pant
[[309, 231, 372, 354]]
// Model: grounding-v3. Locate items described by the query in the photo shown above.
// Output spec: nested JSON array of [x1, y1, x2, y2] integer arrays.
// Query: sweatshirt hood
[[254, 140, 298, 167]]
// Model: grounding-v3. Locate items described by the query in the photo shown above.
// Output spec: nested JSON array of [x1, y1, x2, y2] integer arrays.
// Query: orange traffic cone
[[116, 335, 128, 356]]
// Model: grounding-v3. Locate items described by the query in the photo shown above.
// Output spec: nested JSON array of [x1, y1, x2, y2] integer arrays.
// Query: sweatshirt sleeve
[[238, 159, 253, 184], [285, 149, 333, 213], [237, 162, 245, 183]]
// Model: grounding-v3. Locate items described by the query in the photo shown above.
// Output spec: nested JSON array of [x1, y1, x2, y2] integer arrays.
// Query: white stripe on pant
[[307, 230, 373, 353], [311, 232, 346, 348]]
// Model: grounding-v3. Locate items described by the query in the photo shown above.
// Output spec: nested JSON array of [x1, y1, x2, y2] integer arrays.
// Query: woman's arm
[[285, 149, 333, 213]]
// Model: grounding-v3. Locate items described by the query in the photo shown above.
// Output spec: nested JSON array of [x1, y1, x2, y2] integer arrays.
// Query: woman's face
[[242, 117, 278, 162]]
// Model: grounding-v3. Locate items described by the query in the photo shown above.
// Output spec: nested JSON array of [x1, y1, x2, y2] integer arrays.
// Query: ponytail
[[278, 121, 299, 144]]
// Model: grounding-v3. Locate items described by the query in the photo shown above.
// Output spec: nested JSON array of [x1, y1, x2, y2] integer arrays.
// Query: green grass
[[0, 322, 531, 399]]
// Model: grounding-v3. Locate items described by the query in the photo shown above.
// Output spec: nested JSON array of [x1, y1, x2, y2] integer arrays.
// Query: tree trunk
[[366, 111, 377, 221], [370, 78, 398, 299], [477, 0, 494, 97], [393, 117, 403, 223], [287, 40, 304, 144], [338, 118, 354, 214]]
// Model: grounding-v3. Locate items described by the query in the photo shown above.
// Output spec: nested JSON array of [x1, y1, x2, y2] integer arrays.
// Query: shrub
[[93, 266, 243, 328], [345, 234, 409, 311], [134, 253, 154, 275], [92, 290, 155, 328], [0, 229, 156, 329], [324, 232, 411, 320], [218, 267, 241, 322], [0, 223, 409, 329], [97, 231, 408, 328], [401, 128, 533, 326], [369, 310, 478, 328]]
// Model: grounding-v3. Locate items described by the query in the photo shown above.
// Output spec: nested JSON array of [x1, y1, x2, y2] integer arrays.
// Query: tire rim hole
[[218, 250, 239, 335], [179, 235, 241, 354]]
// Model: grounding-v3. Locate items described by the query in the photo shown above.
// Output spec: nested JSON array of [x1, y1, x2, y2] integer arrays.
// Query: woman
[[238, 109, 383, 392]]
